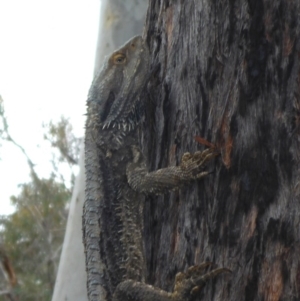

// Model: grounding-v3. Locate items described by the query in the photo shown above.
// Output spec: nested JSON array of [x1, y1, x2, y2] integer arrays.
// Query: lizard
[[83, 35, 229, 301]]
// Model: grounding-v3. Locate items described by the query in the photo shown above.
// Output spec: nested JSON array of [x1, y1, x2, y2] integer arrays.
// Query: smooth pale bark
[[51, 151, 87, 301], [51, 1, 147, 300], [141, 1, 300, 300]]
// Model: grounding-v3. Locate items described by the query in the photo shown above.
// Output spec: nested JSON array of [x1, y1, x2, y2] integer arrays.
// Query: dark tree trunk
[[142, 1, 300, 300]]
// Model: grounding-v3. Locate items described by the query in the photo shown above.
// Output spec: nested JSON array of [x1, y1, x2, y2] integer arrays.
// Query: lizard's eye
[[114, 54, 126, 64], [131, 43, 136, 48]]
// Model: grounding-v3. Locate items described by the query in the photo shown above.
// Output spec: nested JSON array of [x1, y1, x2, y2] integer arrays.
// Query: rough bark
[[51, 1, 147, 300], [142, 1, 300, 300]]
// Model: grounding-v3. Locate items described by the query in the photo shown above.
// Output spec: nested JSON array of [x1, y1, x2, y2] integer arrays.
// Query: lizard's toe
[[172, 264, 231, 300]]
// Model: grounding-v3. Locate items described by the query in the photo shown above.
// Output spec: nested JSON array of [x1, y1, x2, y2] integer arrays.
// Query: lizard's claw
[[180, 148, 219, 179], [173, 263, 231, 300]]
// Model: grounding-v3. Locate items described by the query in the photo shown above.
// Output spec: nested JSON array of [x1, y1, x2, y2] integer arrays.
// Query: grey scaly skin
[[83, 36, 229, 301]]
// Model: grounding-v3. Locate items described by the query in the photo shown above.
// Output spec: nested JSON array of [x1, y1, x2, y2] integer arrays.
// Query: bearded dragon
[[83, 35, 229, 301]]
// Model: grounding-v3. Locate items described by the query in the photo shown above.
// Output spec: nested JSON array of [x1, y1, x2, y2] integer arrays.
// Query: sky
[[0, 0, 100, 214]]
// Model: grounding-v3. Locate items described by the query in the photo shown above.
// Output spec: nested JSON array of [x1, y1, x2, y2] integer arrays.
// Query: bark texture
[[142, 1, 300, 300]]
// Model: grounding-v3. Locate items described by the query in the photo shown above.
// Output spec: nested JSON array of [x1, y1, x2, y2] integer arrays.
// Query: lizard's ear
[[130, 41, 136, 49]]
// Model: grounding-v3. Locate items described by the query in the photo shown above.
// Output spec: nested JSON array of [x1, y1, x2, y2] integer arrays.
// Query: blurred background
[[0, 0, 100, 215], [0, 1, 147, 300], [0, 0, 99, 299]]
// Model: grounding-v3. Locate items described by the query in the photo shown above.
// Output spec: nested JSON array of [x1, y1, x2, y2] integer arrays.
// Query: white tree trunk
[[51, 1, 148, 300]]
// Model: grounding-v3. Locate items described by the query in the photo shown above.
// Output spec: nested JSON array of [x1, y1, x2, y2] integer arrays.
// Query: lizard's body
[[83, 36, 228, 301]]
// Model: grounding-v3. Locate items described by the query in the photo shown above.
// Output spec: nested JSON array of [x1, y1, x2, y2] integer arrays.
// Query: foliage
[[0, 96, 80, 301], [43, 117, 82, 188], [44, 117, 81, 166], [0, 178, 70, 301]]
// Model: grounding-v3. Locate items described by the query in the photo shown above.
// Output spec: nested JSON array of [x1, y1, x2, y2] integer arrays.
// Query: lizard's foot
[[113, 263, 230, 301], [180, 148, 219, 179], [172, 262, 231, 300]]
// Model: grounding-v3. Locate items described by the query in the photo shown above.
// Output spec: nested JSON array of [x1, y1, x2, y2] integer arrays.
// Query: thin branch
[[0, 95, 39, 182]]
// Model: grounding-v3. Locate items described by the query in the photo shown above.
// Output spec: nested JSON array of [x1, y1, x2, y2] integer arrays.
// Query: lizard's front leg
[[126, 147, 219, 194], [123, 148, 227, 301]]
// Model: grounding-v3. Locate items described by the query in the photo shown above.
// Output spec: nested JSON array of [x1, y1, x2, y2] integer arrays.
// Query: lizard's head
[[87, 36, 149, 134]]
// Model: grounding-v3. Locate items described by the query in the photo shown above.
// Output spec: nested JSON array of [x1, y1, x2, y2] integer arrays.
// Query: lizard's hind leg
[[113, 263, 230, 301]]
